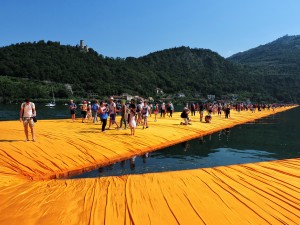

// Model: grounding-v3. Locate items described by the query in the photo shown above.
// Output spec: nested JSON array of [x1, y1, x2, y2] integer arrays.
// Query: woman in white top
[[142, 101, 150, 129], [129, 110, 136, 136]]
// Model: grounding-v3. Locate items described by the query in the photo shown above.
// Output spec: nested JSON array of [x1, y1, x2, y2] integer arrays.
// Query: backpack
[[100, 112, 108, 120], [92, 104, 98, 112], [136, 104, 141, 113], [191, 104, 195, 110]]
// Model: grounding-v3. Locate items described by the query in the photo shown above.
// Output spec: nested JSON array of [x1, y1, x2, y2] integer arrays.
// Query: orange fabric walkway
[[0, 106, 299, 225]]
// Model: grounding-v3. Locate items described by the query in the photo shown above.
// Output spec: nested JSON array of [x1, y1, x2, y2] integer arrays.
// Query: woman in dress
[[129, 109, 137, 136]]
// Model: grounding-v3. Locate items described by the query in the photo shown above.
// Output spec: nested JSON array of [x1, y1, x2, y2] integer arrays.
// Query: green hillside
[[228, 35, 300, 76], [0, 40, 299, 103]]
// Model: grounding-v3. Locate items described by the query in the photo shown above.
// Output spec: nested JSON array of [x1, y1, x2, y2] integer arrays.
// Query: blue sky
[[1, 0, 299, 58]]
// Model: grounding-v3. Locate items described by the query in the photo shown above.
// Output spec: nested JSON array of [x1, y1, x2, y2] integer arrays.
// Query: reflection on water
[[73, 137, 277, 179]]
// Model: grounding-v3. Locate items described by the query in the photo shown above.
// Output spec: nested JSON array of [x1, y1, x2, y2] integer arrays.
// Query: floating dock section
[[0, 107, 299, 224]]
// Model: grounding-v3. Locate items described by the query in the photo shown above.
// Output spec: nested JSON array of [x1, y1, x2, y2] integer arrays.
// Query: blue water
[[73, 107, 300, 178]]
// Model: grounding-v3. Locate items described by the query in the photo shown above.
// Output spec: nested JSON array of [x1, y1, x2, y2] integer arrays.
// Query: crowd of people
[[67, 97, 284, 132], [19, 96, 287, 141], [69, 97, 160, 135]]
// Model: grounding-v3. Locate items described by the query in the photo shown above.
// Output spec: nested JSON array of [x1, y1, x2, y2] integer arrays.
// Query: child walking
[[129, 111, 136, 136]]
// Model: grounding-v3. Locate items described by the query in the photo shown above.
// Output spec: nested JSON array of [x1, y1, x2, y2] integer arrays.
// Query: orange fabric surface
[[0, 106, 299, 225]]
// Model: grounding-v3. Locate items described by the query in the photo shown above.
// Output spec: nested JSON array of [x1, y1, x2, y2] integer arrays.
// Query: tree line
[[0, 41, 299, 103]]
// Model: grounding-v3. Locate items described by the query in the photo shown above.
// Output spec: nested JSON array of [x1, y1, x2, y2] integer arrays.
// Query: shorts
[[143, 114, 148, 120], [23, 117, 34, 127], [81, 111, 87, 118], [70, 110, 76, 115], [110, 114, 116, 121]]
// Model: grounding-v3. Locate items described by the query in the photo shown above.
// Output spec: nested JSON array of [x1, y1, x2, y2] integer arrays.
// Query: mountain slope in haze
[[228, 35, 300, 76]]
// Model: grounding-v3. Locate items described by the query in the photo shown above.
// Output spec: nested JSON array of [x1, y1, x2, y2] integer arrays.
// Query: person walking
[[142, 101, 150, 129], [108, 97, 120, 129], [153, 102, 159, 122], [98, 101, 109, 132], [86, 101, 92, 121], [92, 100, 100, 123], [80, 100, 88, 123], [160, 102, 166, 117], [191, 102, 196, 116], [168, 102, 174, 118], [128, 99, 136, 124], [129, 109, 137, 136], [199, 102, 205, 122], [20, 98, 36, 142], [119, 100, 127, 129], [69, 99, 77, 122]]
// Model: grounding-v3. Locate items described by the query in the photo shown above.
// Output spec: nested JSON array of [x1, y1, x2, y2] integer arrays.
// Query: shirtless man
[[20, 98, 36, 141]]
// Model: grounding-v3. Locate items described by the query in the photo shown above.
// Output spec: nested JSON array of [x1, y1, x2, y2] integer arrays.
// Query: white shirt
[[21, 102, 35, 117], [109, 102, 116, 114], [142, 105, 149, 116]]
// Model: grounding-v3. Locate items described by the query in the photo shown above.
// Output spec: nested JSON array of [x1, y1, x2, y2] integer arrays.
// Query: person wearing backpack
[[19, 98, 36, 142], [168, 101, 174, 118], [141, 101, 150, 129], [180, 107, 191, 125], [119, 100, 127, 129], [92, 100, 100, 123]]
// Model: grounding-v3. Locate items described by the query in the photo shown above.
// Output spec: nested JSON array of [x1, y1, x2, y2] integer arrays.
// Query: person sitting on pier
[[180, 107, 191, 125], [205, 112, 212, 123]]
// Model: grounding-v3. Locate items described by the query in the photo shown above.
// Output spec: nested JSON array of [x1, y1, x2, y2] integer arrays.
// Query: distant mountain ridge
[[0, 40, 299, 103], [228, 35, 300, 76]]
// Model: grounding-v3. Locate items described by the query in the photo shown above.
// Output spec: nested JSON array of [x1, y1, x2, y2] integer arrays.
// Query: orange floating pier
[[0, 107, 299, 225]]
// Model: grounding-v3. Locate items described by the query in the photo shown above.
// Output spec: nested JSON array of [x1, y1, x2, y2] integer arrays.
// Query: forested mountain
[[0, 40, 299, 103], [228, 35, 300, 76]]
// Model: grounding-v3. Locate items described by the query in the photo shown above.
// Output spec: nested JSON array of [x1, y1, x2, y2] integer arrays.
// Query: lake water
[[74, 106, 300, 178], [1, 104, 299, 178]]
